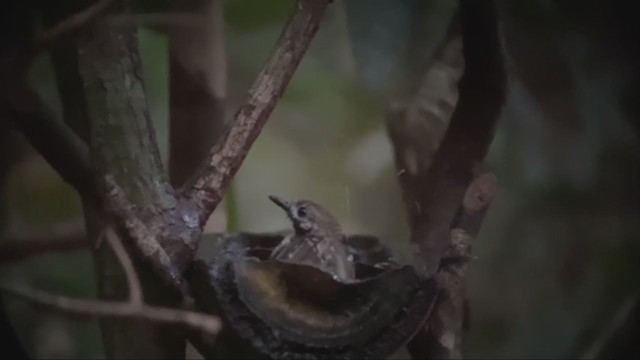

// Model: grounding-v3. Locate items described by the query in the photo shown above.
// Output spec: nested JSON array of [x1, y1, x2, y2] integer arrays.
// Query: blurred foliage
[[344, 0, 457, 96], [224, 0, 294, 32], [138, 28, 169, 164], [1, 0, 639, 358]]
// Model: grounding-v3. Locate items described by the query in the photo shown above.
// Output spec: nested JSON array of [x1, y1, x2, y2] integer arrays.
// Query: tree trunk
[[74, 2, 183, 358]]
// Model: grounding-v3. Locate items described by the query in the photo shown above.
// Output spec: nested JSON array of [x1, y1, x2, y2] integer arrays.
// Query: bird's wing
[[270, 235, 315, 263], [270, 235, 355, 282], [271, 235, 355, 281], [321, 244, 356, 282]]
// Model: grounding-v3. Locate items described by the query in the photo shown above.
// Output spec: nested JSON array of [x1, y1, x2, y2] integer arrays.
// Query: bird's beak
[[268, 195, 291, 213]]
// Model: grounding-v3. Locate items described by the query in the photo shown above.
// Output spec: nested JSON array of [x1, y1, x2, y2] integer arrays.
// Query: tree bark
[[386, 0, 506, 358], [75, 2, 183, 357], [181, 0, 332, 227]]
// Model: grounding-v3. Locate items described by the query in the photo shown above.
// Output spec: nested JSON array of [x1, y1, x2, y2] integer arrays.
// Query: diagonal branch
[[1, 90, 96, 203], [408, 0, 506, 276], [180, 0, 331, 227], [1, 0, 120, 60], [34, 0, 120, 50]]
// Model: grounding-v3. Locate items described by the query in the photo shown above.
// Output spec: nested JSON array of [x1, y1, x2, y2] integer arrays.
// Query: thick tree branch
[[386, 0, 505, 358], [167, 3, 229, 357], [387, 17, 464, 223], [78, 18, 173, 211], [181, 0, 331, 226], [408, 0, 506, 276], [408, 173, 498, 359], [1, 1, 213, 357], [75, 4, 195, 357]]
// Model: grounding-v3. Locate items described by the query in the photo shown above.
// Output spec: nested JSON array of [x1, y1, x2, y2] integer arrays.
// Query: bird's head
[[268, 195, 343, 237]]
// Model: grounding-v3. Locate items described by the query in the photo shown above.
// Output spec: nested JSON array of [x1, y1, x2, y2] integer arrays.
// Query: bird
[[267, 195, 356, 283]]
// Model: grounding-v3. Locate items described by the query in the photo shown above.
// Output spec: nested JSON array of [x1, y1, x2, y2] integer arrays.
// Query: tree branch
[[0, 0, 120, 59], [181, 0, 331, 226], [102, 226, 143, 305], [386, 0, 505, 358], [0, 0, 122, 204], [0, 226, 220, 335], [79, 16, 172, 211], [0, 230, 86, 266], [0, 285, 221, 334], [407, 173, 498, 359], [34, 0, 119, 50], [167, 3, 229, 356], [386, 15, 464, 224], [102, 176, 190, 300], [407, 0, 506, 276], [0, 91, 96, 203]]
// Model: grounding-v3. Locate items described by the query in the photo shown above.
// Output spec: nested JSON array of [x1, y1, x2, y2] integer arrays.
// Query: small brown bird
[[268, 195, 356, 283]]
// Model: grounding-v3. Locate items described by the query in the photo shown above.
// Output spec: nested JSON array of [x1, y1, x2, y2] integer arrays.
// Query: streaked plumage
[[268, 195, 355, 282]]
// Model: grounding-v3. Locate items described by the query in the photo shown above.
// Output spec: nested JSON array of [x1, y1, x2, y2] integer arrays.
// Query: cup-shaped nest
[[188, 232, 438, 359]]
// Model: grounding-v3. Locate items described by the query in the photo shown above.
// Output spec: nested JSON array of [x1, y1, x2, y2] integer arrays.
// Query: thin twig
[[181, 0, 331, 226], [0, 220, 221, 335], [35, 0, 119, 49], [0, 232, 87, 266], [102, 227, 143, 305], [0, 285, 221, 335]]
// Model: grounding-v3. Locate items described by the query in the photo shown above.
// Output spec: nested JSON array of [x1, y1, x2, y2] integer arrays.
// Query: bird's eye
[[296, 206, 308, 218]]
